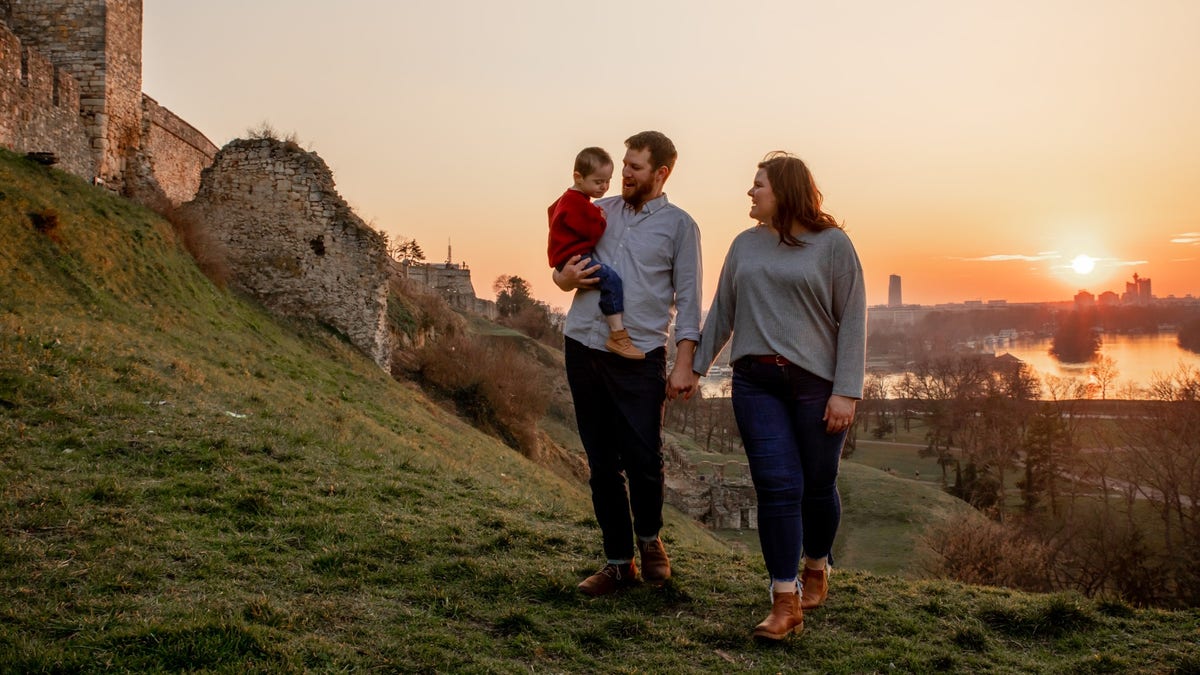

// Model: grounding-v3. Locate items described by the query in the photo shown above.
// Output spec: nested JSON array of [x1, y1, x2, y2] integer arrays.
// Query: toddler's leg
[[592, 263, 644, 360]]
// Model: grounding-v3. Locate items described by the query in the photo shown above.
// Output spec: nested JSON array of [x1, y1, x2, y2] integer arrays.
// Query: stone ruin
[[179, 138, 392, 370]]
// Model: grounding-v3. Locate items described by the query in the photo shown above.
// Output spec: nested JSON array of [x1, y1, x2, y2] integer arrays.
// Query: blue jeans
[[564, 337, 666, 561], [732, 358, 846, 582], [585, 255, 625, 317]]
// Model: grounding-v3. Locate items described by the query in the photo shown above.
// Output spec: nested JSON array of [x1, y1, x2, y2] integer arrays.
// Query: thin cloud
[[1170, 232, 1200, 245], [1110, 259, 1149, 267], [957, 252, 1061, 262]]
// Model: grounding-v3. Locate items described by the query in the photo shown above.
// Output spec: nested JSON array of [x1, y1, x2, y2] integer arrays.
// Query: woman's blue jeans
[[732, 358, 846, 582]]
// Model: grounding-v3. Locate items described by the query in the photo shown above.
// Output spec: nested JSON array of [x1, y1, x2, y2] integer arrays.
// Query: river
[[999, 332, 1200, 394], [698, 333, 1200, 399]]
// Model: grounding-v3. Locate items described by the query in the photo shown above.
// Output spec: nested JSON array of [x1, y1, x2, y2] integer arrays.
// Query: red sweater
[[547, 188, 606, 268]]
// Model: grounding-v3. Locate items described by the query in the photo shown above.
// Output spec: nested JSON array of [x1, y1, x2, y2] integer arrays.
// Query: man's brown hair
[[625, 131, 677, 172]]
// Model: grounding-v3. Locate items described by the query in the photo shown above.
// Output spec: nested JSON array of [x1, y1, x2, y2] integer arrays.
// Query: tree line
[[861, 354, 1200, 608]]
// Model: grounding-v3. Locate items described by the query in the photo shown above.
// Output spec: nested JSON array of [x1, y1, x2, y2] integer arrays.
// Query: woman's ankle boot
[[753, 588, 804, 640]]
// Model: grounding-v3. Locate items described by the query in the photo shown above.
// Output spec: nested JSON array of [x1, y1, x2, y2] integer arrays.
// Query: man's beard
[[622, 178, 654, 211]]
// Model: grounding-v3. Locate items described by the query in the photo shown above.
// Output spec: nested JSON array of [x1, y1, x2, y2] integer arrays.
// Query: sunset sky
[[142, 1, 1200, 311]]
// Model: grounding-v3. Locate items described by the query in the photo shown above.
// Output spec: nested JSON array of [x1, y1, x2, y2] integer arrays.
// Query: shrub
[[415, 335, 549, 458], [923, 517, 1055, 592], [28, 208, 62, 243]]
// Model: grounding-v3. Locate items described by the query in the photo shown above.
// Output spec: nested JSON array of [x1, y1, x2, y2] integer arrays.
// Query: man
[[553, 130, 702, 596]]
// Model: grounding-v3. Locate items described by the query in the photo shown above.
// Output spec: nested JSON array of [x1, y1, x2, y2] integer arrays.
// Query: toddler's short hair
[[574, 147, 612, 177]]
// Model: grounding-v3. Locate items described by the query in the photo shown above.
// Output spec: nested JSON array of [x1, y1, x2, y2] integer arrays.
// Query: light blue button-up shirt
[[563, 193, 702, 354]]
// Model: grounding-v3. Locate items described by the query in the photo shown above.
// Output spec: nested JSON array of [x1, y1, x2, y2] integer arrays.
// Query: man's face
[[621, 147, 662, 208]]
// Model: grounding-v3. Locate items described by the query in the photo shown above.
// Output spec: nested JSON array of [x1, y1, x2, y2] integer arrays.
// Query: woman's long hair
[[759, 151, 842, 247]]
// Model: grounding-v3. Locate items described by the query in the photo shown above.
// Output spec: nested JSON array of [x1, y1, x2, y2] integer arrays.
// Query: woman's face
[[748, 168, 777, 223]]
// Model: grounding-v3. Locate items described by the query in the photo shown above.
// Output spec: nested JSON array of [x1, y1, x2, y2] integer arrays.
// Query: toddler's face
[[576, 164, 613, 199]]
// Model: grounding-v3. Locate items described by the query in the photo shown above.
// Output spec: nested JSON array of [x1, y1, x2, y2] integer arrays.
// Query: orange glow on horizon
[[139, 2, 1200, 312]]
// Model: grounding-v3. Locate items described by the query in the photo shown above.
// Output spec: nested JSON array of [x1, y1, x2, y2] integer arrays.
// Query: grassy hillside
[[2, 149, 1197, 673]]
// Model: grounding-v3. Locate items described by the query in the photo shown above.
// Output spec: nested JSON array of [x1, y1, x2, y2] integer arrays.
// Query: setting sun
[[1071, 254, 1097, 275]]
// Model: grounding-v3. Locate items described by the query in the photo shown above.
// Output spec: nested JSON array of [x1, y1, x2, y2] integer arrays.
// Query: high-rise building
[[888, 274, 902, 307], [1122, 273, 1153, 304]]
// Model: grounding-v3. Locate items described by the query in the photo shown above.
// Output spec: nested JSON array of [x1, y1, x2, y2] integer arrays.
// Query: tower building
[[888, 274, 902, 307]]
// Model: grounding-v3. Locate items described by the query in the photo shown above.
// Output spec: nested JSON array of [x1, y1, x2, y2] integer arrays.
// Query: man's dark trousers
[[564, 336, 667, 562]]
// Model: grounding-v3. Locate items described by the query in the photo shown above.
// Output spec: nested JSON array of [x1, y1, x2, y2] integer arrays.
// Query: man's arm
[[551, 255, 602, 291]]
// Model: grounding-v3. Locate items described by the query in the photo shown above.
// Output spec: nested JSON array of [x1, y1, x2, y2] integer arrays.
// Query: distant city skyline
[[872, 271, 1197, 309]]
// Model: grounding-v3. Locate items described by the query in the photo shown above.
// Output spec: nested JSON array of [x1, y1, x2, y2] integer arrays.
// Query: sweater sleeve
[[830, 234, 867, 399], [693, 236, 739, 375], [671, 215, 703, 345]]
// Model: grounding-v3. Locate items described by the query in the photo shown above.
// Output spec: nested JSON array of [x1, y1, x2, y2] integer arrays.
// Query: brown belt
[[748, 355, 791, 366]]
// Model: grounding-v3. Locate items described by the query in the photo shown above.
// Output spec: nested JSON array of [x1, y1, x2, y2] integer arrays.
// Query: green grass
[[2, 148, 1198, 672], [849, 438, 950, 487]]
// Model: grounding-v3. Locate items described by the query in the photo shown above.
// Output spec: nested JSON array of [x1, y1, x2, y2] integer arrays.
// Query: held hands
[[667, 366, 700, 401], [551, 255, 601, 291], [667, 340, 700, 401], [824, 395, 857, 434]]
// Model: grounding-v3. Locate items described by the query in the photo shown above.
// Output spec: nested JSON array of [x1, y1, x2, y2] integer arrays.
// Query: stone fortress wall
[[398, 259, 498, 319], [0, 0, 215, 206], [179, 139, 393, 371], [0, 14, 92, 176]]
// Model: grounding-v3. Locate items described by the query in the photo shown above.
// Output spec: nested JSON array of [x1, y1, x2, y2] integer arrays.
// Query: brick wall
[[180, 138, 393, 370]]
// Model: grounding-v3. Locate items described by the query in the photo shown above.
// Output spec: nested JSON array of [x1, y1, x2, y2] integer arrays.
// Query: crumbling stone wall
[[180, 138, 392, 370]]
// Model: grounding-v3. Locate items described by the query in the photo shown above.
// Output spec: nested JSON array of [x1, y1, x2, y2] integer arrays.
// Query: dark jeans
[[586, 256, 624, 316], [732, 358, 846, 582], [564, 336, 666, 561]]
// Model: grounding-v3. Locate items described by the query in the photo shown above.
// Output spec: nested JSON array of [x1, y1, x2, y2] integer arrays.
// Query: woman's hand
[[823, 394, 857, 434], [551, 255, 601, 291]]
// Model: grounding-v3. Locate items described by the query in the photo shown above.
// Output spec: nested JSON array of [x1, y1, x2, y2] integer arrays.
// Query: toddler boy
[[547, 147, 643, 359]]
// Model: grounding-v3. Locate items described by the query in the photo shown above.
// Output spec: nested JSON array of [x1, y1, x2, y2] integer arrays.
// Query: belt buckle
[[774, 355, 787, 367]]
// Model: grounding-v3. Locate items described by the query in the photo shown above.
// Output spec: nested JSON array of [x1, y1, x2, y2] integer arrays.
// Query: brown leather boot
[[605, 329, 645, 360], [639, 538, 671, 583], [577, 562, 638, 597], [753, 588, 804, 640], [800, 565, 830, 609]]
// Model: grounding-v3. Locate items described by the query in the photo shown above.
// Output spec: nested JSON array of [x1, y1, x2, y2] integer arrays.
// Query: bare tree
[[1088, 355, 1120, 400], [898, 355, 990, 487]]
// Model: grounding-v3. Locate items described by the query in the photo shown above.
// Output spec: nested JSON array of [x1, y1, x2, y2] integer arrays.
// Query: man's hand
[[667, 340, 699, 401], [552, 255, 601, 291], [667, 367, 700, 401], [823, 394, 857, 434]]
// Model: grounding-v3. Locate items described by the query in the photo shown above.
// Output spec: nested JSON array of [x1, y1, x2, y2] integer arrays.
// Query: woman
[[692, 152, 866, 640]]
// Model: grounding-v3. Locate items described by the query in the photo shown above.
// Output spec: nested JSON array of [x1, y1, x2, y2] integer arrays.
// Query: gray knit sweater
[[692, 224, 867, 399]]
